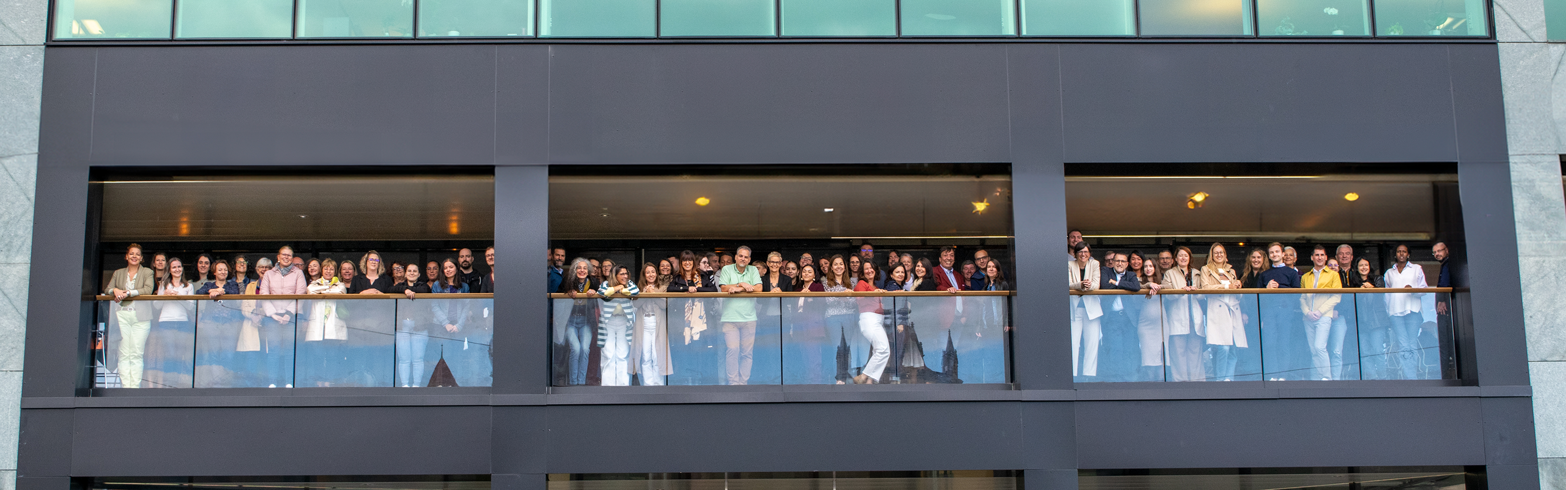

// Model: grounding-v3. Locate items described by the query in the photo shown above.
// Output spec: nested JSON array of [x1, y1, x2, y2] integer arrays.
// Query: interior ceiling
[[100, 177, 495, 242], [1066, 176, 1446, 241], [549, 175, 1013, 240]]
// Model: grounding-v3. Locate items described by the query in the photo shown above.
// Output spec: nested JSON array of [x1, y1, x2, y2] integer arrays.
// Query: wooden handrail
[[94, 293, 494, 300], [548, 291, 1015, 299], [1070, 287, 1453, 295]]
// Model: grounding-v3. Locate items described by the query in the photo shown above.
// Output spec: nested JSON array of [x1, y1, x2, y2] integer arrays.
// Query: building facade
[[2, 0, 1560, 488]]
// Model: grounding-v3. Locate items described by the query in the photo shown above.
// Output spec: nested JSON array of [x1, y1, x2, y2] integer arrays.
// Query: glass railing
[[1070, 288, 1456, 382], [549, 291, 1011, 386], [93, 294, 494, 388], [52, 0, 1487, 40]]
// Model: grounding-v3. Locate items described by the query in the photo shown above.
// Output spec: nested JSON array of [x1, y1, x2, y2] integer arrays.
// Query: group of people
[[102, 244, 496, 388], [1067, 229, 1454, 383], [548, 243, 1011, 386]]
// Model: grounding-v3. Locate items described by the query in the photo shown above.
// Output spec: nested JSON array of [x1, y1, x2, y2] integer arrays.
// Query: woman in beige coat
[[1161, 246, 1204, 382], [632, 263, 673, 385], [105, 244, 156, 388], [1198, 243, 1246, 381], [1068, 241, 1103, 379]]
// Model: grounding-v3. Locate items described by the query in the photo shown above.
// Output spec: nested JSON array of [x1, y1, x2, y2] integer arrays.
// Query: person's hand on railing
[[207, 288, 225, 299], [1266, 280, 1279, 289], [1436, 301, 1448, 315], [403, 289, 417, 300], [947, 286, 959, 294], [361, 288, 383, 294], [1144, 283, 1160, 298], [1080, 278, 1092, 290], [112, 288, 129, 302], [1360, 281, 1376, 289]]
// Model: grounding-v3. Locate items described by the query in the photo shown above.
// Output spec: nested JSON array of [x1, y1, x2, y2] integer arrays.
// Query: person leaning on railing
[[851, 260, 892, 385], [1199, 243, 1246, 382], [1096, 253, 1139, 381], [633, 263, 671, 386], [1134, 258, 1164, 381], [257, 246, 307, 388], [1160, 246, 1203, 383], [388, 263, 431, 387], [196, 259, 240, 298], [104, 244, 155, 388], [1345, 256, 1389, 378], [1300, 245, 1344, 381], [1069, 241, 1104, 381], [598, 265, 639, 386], [1382, 243, 1429, 380]]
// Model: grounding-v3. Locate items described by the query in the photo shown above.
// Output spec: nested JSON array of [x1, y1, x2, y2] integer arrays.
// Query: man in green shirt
[[718, 246, 761, 385]]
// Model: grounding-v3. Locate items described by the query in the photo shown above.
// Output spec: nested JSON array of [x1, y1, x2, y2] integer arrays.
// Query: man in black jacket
[[1098, 252, 1141, 381]]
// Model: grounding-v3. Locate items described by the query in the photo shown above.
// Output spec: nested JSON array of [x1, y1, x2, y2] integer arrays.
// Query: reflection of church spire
[[427, 345, 459, 387], [942, 331, 959, 383], [835, 328, 852, 383]]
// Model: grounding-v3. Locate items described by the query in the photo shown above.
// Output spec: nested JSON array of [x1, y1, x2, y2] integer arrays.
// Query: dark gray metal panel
[[543, 402, 1027, 473], [36, 47, 96, 168], [1057, 43, 1461, 164], [1447, 45, 1509, 164], [1074, 398, 1489, 469], [22, 164, 91, 398], [17, 410, 74, 477], [70, 407, 494, 476], [85, 46, 499, 166], [1019, 403, 1076, 470], [1457, 160, 1530, 387], [492, 166, 549, 393], [1006, 44, 1072, 391], [1481, 397, 1538, 465], [491, 474, 545, 490], [15, 477, 72, 490], [544, 44, 1013, 164], [494, 46, 551, 164], [1483, 464, 1543, 490], [1020, 469, 1077, 490], [491, 408, 548, 475]]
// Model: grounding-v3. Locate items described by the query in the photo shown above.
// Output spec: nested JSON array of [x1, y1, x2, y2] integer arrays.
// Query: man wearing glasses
[[1099, 253, 1141, 381]]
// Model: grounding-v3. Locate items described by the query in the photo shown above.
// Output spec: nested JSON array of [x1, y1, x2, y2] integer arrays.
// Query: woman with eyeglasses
[[354, 251, 392, 294], [597, 264, 639, 386]]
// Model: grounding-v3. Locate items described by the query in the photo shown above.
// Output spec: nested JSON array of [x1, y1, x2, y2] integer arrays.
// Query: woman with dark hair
[[782, 261, 799, 290], [306, 258, 323, 284], [1348, 257, 1391, 379], [232, 255, 253, 292], [1128, 251, 1145, 275], [851, 260, 890, 384], [672, 250, 716, 293], [1135, 258, 1164, 381], [559, 258, 597, 385], [193, 254, 213, 287], [1069, 241, 1104, 380], [885, 264, 926, 382], [425, 261, 441, 290], [198, 259, 240, 297], [597, 264, 639, 386], [822, 255, 857, 383], [633, 263, 671, 386], [389, 263, 431, 387], [789, 264, 827, 383], [908, 258, 938, 292]]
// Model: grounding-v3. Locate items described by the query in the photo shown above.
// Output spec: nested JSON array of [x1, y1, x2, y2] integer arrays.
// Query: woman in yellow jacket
[[1299, 245, 1343, 381]]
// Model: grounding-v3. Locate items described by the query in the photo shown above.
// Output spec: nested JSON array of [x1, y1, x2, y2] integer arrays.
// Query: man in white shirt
[[1381, 244, 1429, 380]]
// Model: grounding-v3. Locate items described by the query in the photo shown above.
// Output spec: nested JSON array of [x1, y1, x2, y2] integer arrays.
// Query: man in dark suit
[[1098, 253, 1141, 381], [932, 246, 969, 341]]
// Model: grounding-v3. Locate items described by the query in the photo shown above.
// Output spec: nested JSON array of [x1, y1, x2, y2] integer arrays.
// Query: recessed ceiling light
[[823, 208, 834, 213], [1344, 192, 1360, 201], [695, 197, 711, 206]]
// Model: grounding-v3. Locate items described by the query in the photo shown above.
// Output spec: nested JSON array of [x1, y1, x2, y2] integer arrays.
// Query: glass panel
[[1373, 0, 1488, 36], [1020, 0, 1134, 36], [297, 0, 414, 38], [396, 297, 493, 387], [1548, 0, 1566, 40], [540, 0, 656, 37], [662, 296, 784, 386], [295, 298, 395, 387], [53, 0, 171, 39], [193, 297, 295, 387], [1256, 290, 1358, 381], [1256, 0, 1369, 36], [193, 297, 252, 387], [1356, 290, 1452, 380], [419, 0, 534, 37], [902, 295, 1008, 383], [899, 0, 1017, 36], [1138, 0, 1254, 36], [783, 295, 885, 384], [661, 0, 776, 37], [176, 0, 293, 38], [780, 0, 895, 37], [100, 299, 195, 388], [1078, 293, 1164, 382]]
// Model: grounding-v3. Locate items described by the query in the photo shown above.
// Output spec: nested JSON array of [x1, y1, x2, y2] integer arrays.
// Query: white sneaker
[[268, 384, 277, 388]]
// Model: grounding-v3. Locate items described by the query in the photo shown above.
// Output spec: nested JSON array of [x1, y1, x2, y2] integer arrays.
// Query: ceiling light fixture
[[695, 197, 710, 206], [1344, 192, 1360, 202], [1186, 192, 1210, 209], [972, 199, 990, 214], [823, 208, 834, 213]]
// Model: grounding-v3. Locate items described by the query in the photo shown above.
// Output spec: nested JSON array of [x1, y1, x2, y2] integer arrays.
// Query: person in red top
[[930, 246, 968, 341], [852, 261, 890, 385]]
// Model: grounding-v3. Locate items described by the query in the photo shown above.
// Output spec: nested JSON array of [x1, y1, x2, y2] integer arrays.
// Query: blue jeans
[[260, 316, 293, 386], [396, 330, 429, 387], [565, 315, 593, 385], [1210, 344, 1238, 381], [1328, 315, 1350, 379], [1389, 313, 1423, 380], [1360, 326, 1390, 379]]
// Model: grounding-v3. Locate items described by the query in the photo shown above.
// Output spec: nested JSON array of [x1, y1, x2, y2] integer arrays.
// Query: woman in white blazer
[[1069, 241, 1103, 379]]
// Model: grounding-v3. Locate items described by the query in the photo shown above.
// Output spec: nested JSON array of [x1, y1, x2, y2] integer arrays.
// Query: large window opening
[[548, 164, 1014, 387], [90, 169, 495, 390], [1064, 163, 1464, 384]]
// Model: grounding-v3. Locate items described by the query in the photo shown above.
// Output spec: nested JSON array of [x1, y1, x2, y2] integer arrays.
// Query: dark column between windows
[[1007, 45, 1073, 391], [493, 165, 550, 394]]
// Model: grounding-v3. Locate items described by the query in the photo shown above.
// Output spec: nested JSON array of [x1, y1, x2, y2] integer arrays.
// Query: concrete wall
[[1495, 0, 1566, 488], [0, 0, 43, 486]]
